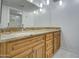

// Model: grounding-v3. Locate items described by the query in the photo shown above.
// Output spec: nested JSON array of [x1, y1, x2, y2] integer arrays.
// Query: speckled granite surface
[[0, 27, 61, 42]]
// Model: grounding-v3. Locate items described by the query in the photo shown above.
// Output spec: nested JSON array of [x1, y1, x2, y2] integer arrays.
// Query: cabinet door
[[54, 31, 60, 53], [0, 43, 8, 58], [46, 39, 53, 51], [46, 48, 53, 58], [46, 33, 54, 58], [54, 38, 58, 53], [13, 48, 33, 58], [33, 43, 45, 58]]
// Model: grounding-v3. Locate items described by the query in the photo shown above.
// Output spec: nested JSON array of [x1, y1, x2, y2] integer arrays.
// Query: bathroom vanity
[[0, 27, 61, 58]]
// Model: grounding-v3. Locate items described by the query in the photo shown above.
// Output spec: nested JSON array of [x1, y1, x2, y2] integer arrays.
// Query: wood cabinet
[[0, 30, 61, 58]]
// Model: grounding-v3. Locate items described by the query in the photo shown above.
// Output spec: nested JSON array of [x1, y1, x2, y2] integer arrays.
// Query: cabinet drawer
[[54, 32, 60, 40], [46, 40, 53, 50], [46, 33, 53, 40], [36, 35, 45, 41], [54, 31, 60, 37]]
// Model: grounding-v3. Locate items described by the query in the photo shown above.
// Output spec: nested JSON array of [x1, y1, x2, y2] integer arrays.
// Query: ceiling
[[2, 0, 39, 12]]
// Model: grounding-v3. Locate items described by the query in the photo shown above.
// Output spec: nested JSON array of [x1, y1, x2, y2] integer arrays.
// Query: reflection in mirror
[[2, 0, 23, 28], [9, 9, 22, 27]]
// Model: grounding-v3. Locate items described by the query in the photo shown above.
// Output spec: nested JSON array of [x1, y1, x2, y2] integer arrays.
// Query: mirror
[[0, 0, 2, 24], [1, 0, 39, 28]]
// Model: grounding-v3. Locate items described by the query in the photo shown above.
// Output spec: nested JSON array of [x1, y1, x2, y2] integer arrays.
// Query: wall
[[50, 0, 79, 55], [33, 6, 51, 27], [33, 9, 51, 27], [22, 9, 51, 27]]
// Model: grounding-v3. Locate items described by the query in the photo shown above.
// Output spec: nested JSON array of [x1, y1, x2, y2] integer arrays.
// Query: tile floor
[[53, 48, 79, 58]]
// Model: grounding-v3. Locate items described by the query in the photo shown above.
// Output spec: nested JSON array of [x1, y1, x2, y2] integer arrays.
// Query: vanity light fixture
[[53, 0, 63, 6], [27, 0, 33, 3], [46, 0, 50, 5]]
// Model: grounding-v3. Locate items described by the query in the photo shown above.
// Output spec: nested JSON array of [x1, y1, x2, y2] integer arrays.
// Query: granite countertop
[[0, 29, 60, 42]]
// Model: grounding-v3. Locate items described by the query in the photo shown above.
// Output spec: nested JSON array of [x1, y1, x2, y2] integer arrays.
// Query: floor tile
[[53, 48, 79, 58]]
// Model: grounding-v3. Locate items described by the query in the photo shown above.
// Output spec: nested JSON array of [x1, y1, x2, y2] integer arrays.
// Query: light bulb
[[47, 0, 50, 5], [59, 0, 63, 6], [27, 0, 33, 2]]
